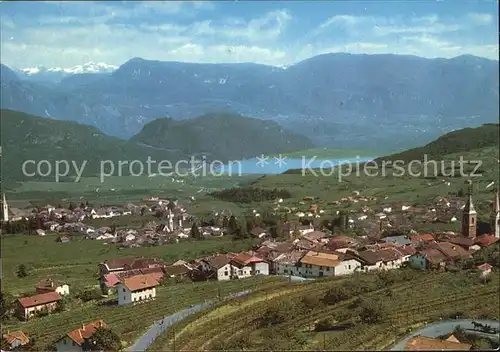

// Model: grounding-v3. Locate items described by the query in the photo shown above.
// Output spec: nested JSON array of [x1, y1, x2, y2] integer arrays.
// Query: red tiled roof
[[231, 252, 265, 266], [120, 274, 159, 292], [405, 335, 471, 350], [410, 234, 435, 243], [3, 331, 29, 345], [475, 234, 499, 247], [103, 257, 136, 270], [65, 320, 108, 346], [477, 263, 493, 271], [18, 291, 61, 308]]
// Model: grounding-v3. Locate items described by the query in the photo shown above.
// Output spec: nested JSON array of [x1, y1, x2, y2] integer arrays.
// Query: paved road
[[127, 275, 313, 351], [127, 290, 252, 351], [388, 319, 500, 350]]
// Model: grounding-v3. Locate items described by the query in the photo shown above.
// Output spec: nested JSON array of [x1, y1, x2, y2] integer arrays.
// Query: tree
[[190, 223, 202, 240], [357, 298, 387, 324], [227, 216, 238, 234], [68, 202, 76, 211], [0, 291, 16, 319], [16, 264, 28, 278], [82, 327, 121, 351]]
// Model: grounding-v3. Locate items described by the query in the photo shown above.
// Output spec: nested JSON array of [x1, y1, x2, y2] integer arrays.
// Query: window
[[123, 296, 126, 301], [224, 271, 228, 276], [63, 340, 67, 345], [238, 270, 242, 275], [284, 269, 288, 274], [319, 266, 323, 270], [123, 288, 125, 292], [348, 265, 351, 270], [326, 267, 330, 271], [72, 342, 76, 346]]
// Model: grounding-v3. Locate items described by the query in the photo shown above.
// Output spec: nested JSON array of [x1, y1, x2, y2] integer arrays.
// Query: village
[[1, 183, 499, 351]]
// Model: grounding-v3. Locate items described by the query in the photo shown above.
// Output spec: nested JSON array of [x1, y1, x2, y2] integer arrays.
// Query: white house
[[55, 320, 108, 352], [3, 331, 30, 350], [357, 248, 406, 272], [273, 251, 305, 276], [115, 274, 159, 306], [298, 251, 362, 278], [198, 255, 235, 281], [230, 253, 269, 279], [35, 279, 70, 296]]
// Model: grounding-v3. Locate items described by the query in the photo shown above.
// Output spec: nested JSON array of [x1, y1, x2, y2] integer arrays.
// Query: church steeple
[[492, 189, 500, 239], [461, 180, 477, 238], [1, 193, 9, 222]]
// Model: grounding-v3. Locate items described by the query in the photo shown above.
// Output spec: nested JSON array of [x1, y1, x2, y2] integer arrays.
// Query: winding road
[[127, 276, 310, 351]]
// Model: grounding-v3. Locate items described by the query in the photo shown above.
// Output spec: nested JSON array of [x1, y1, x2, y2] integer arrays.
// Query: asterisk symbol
[[256, 154, 269, 167], [274, 154, 287, 168]]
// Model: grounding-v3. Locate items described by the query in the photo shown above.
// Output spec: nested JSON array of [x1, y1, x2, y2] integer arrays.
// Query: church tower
[[492, 190, 500, 238], [1, 193, 9, 222], [461, 181, 477, 238]]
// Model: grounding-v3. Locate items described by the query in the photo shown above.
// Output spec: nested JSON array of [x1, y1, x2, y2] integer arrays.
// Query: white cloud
[[0, 5, 497, 68], [467, 13, 493, 25]]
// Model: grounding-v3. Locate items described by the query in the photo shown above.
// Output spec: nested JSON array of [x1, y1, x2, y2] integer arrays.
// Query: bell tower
[[461, 180, 477, 238], [1, 193, 8, 222], [492, 189, 500, 239]]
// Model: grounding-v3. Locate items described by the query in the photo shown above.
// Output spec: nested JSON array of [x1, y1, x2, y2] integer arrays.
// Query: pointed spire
[[463, 180, 476, 214], [495, 188, 500, 214]]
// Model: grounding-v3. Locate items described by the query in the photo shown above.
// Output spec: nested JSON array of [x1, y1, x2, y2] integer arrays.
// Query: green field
[[254, 147, 500, 220], [5, 174, 261, 216], [149, 269, 500, 351], [2, 235, 259, 294]]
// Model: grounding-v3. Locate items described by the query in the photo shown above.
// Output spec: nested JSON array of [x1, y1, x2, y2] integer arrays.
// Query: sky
[[1, 0, 498, 69]]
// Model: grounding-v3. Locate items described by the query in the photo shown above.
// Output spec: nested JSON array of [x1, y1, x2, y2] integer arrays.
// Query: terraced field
[[149, 270, 499, 351], [1, 276, 286, 350]]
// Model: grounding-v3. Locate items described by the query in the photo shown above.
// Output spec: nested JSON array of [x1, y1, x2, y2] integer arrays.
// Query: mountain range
[[1, 53, 499, 151]]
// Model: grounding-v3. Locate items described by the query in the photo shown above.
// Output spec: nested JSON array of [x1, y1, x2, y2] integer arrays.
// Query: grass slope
[[0, 109, 185, 182], [375, 123, 499, 163], [1, 235, 259, 294], [131, 112, 314, 161]]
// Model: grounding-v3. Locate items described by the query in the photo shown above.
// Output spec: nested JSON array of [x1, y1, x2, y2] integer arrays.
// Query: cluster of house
[[274, 188, 494, 237], [3, 320, 111, 352]]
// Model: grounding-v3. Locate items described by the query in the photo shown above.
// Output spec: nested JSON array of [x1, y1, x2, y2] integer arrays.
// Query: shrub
[[357, 298, 388, 324]]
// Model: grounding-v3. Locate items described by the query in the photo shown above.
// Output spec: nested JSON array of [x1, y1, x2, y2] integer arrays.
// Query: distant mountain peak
[[18, 62, 118, 76]]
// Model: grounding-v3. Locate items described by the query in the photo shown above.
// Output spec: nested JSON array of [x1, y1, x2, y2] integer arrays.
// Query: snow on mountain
[[19, 62, 118, 76]]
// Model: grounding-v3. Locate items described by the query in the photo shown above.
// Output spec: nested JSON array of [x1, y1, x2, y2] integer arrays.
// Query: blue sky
[[1, 0, 498, 69]]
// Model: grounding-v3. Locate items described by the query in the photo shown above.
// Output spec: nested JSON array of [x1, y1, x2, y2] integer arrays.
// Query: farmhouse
[[35, 279, 70, 296], [116, 274, 159, 306], [2, 331, 30, 350], [404, 335, 472, 350], [298, 250, 362, 278], [198, 254, 235, 281], [17, 291, 62, 320], [273, 251, 306, 276], [230, 252, 269, 278], [54, 320, 109, 352], [356, 248, 406, 272]]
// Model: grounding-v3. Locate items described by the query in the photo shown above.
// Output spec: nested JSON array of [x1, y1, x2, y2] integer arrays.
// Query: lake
[[214, 156, 376, 175]]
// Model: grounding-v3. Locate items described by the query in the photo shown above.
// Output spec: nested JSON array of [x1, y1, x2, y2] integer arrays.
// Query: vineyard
[[1, 276, 286, 350], [149, 269, 499, 351]]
